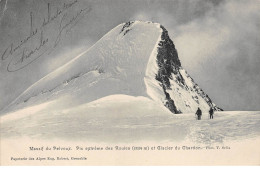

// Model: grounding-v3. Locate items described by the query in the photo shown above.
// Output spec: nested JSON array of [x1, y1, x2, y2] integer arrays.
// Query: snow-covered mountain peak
[[2, 21, 222, 114]]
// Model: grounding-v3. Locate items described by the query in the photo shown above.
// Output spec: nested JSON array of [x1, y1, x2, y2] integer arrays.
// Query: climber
[[196, 107, 202, 120], [209, 107, 214, 119]]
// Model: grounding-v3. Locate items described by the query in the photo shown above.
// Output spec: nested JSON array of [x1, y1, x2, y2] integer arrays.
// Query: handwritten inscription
[[1, 0, 92, 72], [54, 7, 91, 48]]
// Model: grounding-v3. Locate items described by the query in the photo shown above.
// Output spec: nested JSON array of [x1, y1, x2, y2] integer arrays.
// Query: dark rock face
[[120, 21, 134, 36], [155, 26, 182, 114], [155, 25, 223, 113], [119, 21, 222, 113], [155, 26, 182, 88]]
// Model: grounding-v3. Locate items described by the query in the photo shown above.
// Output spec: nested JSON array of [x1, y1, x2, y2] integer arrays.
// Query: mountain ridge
[[2, 21, 222, 114]]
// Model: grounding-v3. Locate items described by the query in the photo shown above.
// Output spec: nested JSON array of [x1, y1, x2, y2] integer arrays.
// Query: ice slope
[[1, 94, 259, 144], [2, 21, 221, 114], [3, 21, 163, 113]]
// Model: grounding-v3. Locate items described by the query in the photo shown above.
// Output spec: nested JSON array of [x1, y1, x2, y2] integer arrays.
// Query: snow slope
[[1, 21, 221, 114], [1, 99, 259, 166], [1, 95, 259, 144]]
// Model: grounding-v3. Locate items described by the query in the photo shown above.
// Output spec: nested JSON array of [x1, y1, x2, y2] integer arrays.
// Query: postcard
[[0, 0, 259, 166]]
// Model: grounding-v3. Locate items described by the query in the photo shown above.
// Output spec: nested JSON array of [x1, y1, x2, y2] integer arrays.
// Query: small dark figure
[[209, 107, 214, 119], [196, 107, 202, 120]]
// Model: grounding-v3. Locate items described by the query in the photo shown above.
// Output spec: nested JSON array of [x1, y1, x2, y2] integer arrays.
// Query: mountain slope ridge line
[[2, 21, 222, 114]]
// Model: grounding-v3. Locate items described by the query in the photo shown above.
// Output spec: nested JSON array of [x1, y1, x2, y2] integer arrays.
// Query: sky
[[0, 0, 259, 111]]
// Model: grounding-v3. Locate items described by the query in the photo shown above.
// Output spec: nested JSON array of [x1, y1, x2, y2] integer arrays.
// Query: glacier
[[1, 94, 259, 144]]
